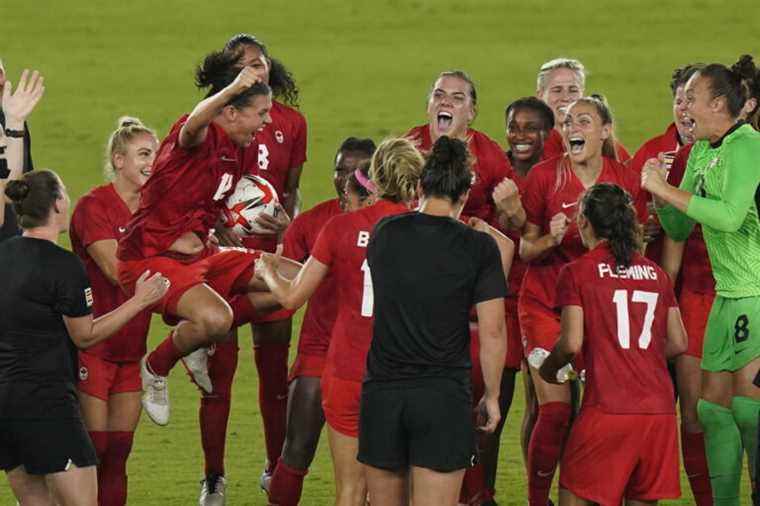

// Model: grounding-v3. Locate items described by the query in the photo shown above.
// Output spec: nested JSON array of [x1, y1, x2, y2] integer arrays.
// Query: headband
[[354, 169, 377, 194]]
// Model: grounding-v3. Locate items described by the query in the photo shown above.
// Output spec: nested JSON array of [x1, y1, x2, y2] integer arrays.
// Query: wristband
[[4, 128, 24, 138]]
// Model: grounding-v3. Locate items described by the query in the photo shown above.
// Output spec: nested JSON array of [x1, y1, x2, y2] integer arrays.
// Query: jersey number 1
[[360, 259, 374, 317], [612, 290, 658, 350]]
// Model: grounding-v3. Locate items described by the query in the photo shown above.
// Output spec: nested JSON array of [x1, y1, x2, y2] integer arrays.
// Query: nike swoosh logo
[[221, 156, 236, 162], [537, 470, 554, 478], [118, 226, 126, 233], [561, 202, 577, 209]]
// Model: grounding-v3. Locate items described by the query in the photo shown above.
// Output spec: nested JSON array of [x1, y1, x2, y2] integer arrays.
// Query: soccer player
[[539, 182, 687, 505], [1, 170, 168, 506], [358, 136, 511, 506], [116, 51, 300, 426], [643, 55, 760, 506], [70, 117, 159, 506], [255, 138, 423, 506], [519, 96, 648, 506], [265, 137, 376, 506], [535, 58, 630, 162]]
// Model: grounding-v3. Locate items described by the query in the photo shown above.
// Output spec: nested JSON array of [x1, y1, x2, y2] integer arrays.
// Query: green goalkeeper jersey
[[658, 123, 760, 298]]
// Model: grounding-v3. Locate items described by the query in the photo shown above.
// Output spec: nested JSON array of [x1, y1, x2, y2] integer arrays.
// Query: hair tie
[[354, 169, 377, 194]]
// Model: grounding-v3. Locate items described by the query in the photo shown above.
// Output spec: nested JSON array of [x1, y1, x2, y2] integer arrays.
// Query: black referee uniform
[[0, 236, 98, 475], [0, 112, 34, 241], [357, 212, 507, 472]]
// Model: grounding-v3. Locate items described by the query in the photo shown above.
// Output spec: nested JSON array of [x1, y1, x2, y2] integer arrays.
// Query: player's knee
[[198, 306, 233, 342]]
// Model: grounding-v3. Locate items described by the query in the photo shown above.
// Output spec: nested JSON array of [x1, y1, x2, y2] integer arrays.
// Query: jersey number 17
[[612, 289, 659, 350]]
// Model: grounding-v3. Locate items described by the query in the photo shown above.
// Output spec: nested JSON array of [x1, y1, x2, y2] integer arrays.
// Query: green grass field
[[3, 0, 760, 503]]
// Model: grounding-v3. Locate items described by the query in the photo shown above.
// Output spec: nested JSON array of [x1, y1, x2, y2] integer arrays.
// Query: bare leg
[[410, 466, 465, 506], [282, 376, 326, 469], [327, 427, 367, 506], [45, 464, 97, 506], [364, 465, 407, 506], [6, 467, 54, 506]]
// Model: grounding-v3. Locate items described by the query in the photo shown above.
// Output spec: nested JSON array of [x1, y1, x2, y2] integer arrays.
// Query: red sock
[[254, 342, 289, 469], [89, 431, 109, 505], [99, 431, 133, 506], [268, 458, 308, 506], [147, 332, 184, 377], [682, 429, 714, 506], [230, 295, 258, 328], [527, 402, 571, 506], [460, 462, 490, 505], [200, 339, 237, 476]]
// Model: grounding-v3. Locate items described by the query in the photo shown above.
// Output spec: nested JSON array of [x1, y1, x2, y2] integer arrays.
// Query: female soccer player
[[265, 137, 375, 506], [539, 182, 687, 506], [519, 96, 648, 506], [255, 138, 423, 506], [535, 58, 630, 162], [69, 117, 159, 506], [643, 55, 760, 506], [358, 135, 511, 506], [115, 51, 299, 427], [1, 170, 168, 506]]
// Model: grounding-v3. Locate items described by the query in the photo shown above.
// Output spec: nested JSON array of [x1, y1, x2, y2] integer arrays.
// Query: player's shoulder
[[74, 183, 114, 213], [726, 123, 760, 150], [272, 100, 306, 127], [527, 155, 563, 182], [294, 198, 341, 225], [636, 124, 676, 155]]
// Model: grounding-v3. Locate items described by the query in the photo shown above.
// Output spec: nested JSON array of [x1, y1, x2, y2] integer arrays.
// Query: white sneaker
[[140, 357, 170, 426], [259, 464, 273, 493], [199, 474, 227, 506], [181, 347, 213, 394]]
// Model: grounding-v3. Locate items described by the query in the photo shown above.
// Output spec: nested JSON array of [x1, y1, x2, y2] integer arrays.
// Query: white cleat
[[199, 474, 227, 506], [140, 357, 170, 426], [260, 464, 273, 493], [181, 347, 213, 394]]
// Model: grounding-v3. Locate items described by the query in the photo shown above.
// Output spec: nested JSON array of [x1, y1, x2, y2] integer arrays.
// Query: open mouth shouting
[[568, 135, 586, 154], [437, 111, 453, 132]]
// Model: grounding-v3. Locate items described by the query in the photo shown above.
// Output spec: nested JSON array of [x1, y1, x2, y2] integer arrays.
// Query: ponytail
[[699, 54, 759, 119], [581, 183, 641, 268]]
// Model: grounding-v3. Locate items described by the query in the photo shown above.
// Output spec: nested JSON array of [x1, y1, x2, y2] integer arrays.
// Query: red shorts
[[518, 299, 560, 357], [250, 307, 296, 325], [77, 352, 141, 401], [680, 287, 715, 359], [289, 353, 327, 382], [321, 366, 362, 438], [560, 408, 680, 504], [118, 247, 260, 322], [242, 235, 278, 253], [504, 296, 523, 369]]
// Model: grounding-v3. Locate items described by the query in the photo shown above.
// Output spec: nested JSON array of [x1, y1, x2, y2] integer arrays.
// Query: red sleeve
[[555, 263, 581, 308], [521, 166, 547, 226], [311, 216, 338, 267], [616, 141, 631, 164], [71, 195, 116, 248], [629, 141, 654, 173], [291, 112, 307, 168], [668, 145, 692, 187], [282, 214, 308, 262]]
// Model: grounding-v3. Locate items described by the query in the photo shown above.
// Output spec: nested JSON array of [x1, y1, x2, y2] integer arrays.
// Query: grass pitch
[[3, 0, 759, 503]]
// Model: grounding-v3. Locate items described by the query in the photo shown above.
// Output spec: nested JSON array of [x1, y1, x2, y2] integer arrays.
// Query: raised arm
[[254, 252, 323, 310], [519, 215, 568, 262]]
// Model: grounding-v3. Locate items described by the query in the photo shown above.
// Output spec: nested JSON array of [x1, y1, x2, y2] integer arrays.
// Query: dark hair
[[670, 63, 704, 95], [699, 55, 760, 118], [346, 160, 373, 200], [225, 33, 300, 107], [505, 96, 555, 131], [434, 70, 477, 105], [195, 49, 271, 109], [335, 137, 377, 164], [4, 170, 63, 229], [581, 183, 641, 268], [735, 55, 760, 130], [420, 136, 472, 203]]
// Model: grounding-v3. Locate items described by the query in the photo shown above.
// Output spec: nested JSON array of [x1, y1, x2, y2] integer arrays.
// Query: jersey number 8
[[612, 289, 659, 350]]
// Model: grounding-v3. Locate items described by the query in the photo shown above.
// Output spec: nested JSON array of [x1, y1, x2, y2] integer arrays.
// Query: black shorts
[[357, 377, 476, 472], [0, 417, 97, 475]]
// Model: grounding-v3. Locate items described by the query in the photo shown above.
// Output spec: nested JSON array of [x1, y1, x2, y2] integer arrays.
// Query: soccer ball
[[221, 175, 280, 236]]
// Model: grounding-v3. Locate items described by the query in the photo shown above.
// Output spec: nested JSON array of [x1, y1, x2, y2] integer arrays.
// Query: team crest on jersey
[[79, 366, 89, 381], [84, 287, 94, 307], [275, 130, 284, 144]]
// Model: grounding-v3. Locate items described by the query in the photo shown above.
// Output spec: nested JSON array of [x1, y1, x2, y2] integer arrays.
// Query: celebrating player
[[539, 182, 686, 505], [70, 117, 159, 506], [535, 58, 630, 162], [519, 96, 648, 505], [116, 51, 300, 427], [643, 55, 760, 505], [265, 137, 376, 506], [255, 138, 423, 506]]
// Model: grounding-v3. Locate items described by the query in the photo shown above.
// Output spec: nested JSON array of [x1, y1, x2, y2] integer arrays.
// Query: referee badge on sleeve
[[84, 287, 94, 308]]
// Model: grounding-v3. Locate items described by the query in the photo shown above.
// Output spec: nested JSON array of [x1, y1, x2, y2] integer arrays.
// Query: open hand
[[254, 203, 291, 235], [2, 69, 45, 125], [134, 270, 170, 308]]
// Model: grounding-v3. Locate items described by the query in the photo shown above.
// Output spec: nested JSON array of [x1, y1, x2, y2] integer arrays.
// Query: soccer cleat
[[181, 347, 213, 394], [140, 357, 170, 426], [259, 465, 273, 493], [199, 473, 227, 506]]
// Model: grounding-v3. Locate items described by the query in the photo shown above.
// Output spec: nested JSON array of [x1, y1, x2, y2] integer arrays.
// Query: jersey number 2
[[360, 259, 374, 317], [612, 290, 659, 350]]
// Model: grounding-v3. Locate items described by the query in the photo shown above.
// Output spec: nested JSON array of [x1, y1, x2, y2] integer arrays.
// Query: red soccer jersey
[[282, 198, 343, 355], [543, 128, 631, 163], [405, 125, 511, 224], [311, 199, 408, 382], [503, 160, 529, 296], [70, 184, 152, 362], [556, 244, 677, 414], [668, 144, 715, 294], [117, 115, 256, 261], [520, 155, 649, 311]]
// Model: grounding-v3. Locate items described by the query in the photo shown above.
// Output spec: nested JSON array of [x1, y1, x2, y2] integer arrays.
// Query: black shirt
[[0, 111, 34, 242], [0, 237, 92, 419], [364, 212, 507, 384]]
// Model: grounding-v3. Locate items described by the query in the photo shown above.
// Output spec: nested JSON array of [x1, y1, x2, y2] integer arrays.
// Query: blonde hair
[[536, 58, 586, 93], [103, 116, 157, 180], [369, 138, 424, 203]]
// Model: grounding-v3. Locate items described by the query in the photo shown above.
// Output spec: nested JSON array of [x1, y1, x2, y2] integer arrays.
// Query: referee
[[358, 136, 512, 506], [0, 171, 168, 505]]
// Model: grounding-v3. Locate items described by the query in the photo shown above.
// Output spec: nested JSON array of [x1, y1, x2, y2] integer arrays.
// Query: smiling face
[[225, 93, 273, 147], [562, 101, 610, 164], [113, 132, 158, 189], [538, 67, 584, 125], [672, 84, 695, 144], [426, 75, 476, 140], [506, 107, 547, 163]]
